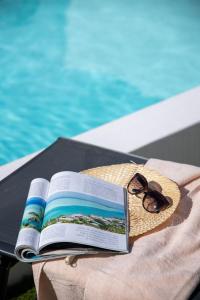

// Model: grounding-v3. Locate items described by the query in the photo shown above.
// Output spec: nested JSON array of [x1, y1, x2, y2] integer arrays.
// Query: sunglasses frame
[[127, 173, 172, 213]]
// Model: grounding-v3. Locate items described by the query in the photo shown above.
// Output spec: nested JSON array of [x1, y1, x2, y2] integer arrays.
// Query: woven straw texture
[[81, 163, 180, 237]]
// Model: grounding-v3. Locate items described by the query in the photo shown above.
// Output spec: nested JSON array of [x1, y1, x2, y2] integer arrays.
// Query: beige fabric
[[33, 159, 200, 300]]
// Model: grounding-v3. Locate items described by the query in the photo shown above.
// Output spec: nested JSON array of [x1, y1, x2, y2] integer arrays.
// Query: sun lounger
[[0, 138, 145, 299]]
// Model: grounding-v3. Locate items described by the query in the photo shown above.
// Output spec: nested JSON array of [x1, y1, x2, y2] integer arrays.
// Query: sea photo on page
[[42, 193, 126, 235], [21, 197, 46, 232]]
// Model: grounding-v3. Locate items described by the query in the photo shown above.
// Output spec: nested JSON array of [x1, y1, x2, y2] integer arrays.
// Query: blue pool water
[[0, 0, 200, 164]]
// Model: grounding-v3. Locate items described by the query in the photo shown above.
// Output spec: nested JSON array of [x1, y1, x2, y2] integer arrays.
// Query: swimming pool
[[0, 0, 200, 164]]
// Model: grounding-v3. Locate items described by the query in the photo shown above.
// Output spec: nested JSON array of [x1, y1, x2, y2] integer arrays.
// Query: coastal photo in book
[[15, 171, 129, 262]]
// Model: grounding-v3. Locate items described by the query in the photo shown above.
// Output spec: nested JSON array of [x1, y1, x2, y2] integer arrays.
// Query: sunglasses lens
[[143, 190, 171, 213], [128, 173, 148, 194]]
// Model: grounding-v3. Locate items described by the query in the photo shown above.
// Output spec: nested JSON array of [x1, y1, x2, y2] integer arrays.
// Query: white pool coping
[[0, 86, 200, 181], [74, 86, 200, 152]]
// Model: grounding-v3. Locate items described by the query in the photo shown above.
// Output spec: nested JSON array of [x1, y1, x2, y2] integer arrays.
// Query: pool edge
[[74, 86, 200, 152], [0, 86, 199, 180]]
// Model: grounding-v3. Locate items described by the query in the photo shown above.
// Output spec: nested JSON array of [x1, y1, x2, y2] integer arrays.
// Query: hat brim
[[81, 163, 181, 236]]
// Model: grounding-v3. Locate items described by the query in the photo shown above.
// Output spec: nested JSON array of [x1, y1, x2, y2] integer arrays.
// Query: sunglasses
[[127, 173, 172, 213]]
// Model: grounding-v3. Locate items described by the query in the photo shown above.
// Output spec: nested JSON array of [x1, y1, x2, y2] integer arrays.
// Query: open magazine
[[15, 171, 129, 262]]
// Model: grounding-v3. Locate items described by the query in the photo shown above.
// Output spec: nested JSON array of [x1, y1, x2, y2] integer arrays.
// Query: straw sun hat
[[82, 163, 181, 237]]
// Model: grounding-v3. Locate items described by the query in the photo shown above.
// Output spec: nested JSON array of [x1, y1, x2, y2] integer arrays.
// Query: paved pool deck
[[75, 86, 200, 153]]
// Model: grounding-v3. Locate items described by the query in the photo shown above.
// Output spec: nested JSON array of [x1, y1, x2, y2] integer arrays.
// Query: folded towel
[[32, 159, 200, 300]]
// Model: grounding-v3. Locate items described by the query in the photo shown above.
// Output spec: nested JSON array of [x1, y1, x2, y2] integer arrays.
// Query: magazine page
[[15, 178, 49, 259], [39, 172, 128, 252]]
